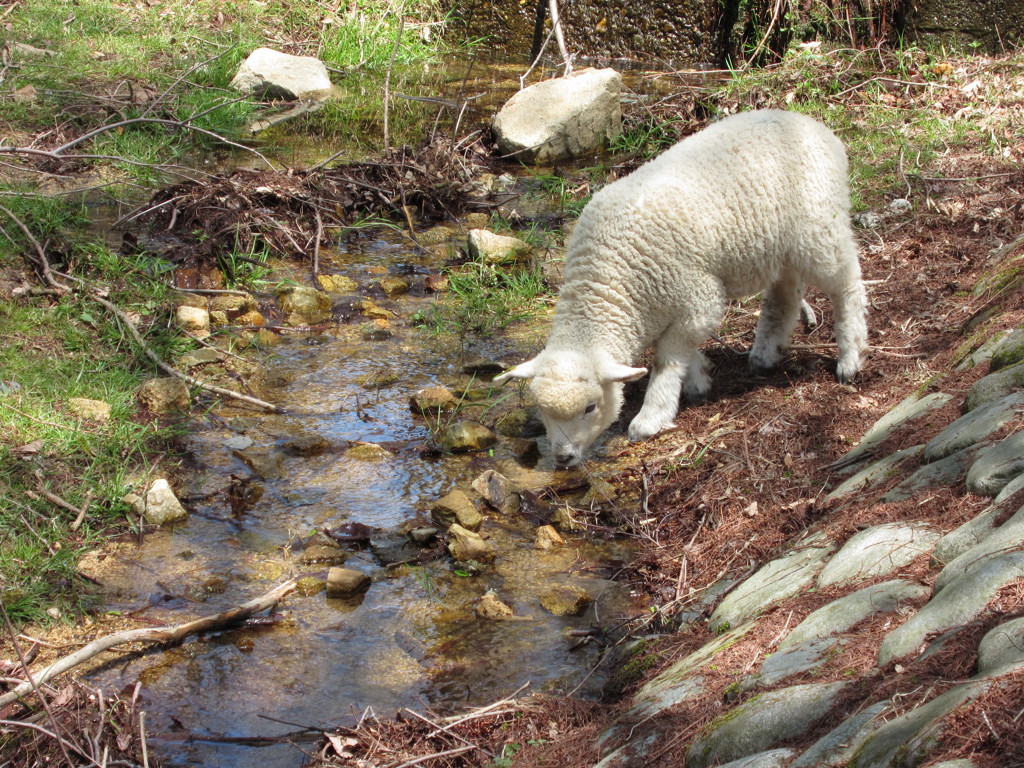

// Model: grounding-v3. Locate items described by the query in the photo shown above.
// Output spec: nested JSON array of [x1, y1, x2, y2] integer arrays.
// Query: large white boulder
[[492, 67, 622, 164], [230, 47, 333, 100]]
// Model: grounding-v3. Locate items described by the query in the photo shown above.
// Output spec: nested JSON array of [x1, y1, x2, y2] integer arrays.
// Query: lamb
[[494, 109, 868, 468]]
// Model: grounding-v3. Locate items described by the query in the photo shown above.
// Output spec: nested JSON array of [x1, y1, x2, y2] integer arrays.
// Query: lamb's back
[[565, 110, 851, 300]]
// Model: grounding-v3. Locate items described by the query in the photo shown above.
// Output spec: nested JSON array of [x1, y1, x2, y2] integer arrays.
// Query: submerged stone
[[494, 407, 545, 438], [344, 443, 393, 462], [476, 589, 515, 619], [540, 585, 593, 616], [317, 273, 357, 293], [233, 446, 283, 479], [275, 285, 332, 325], [438, 421, 498, 453], [282, 434, 332, 456], [535, 525, 565, 550], [325, 566, 371, 599], [447, 523, 495, 563], [301, 542, 348, 565]]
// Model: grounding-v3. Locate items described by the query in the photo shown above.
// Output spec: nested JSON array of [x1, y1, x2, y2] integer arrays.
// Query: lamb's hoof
[[684, 389, 711, 404], [836, 366, 860, 385], [747, 359, 777, 377], [628, 416, 672, 442]]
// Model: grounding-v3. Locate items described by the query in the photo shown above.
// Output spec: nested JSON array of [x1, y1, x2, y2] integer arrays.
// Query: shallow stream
[[80, 223, 639, 767]]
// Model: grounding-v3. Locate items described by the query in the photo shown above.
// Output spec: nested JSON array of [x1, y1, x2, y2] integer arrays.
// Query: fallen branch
[[0, 578, 299, 710]]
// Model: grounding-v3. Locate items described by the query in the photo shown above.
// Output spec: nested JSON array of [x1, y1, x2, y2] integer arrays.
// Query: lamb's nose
[[554, 452, 576, 468]]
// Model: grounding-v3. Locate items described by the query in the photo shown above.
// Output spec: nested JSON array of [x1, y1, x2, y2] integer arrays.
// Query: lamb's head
[[494, 350, 647, 467]]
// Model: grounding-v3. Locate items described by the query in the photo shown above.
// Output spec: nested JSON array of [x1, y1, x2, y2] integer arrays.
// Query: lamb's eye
[[584, 403, 597, 415]]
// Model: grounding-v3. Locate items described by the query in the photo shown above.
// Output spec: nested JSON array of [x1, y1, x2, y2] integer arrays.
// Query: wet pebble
[[476, 589, 515, 620], [431, 490, 482, 531], [438, 421, 498, 453], [540, 585, 593, 616], [283, 434, 332, 456], [447, 524, 495, 563], [326, 567, 372, 599], [535, 525, 565, 550], [344, 443, 393, 462]]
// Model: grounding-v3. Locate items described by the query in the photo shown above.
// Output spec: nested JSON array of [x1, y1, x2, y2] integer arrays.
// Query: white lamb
[[494, 109, 868, 468]]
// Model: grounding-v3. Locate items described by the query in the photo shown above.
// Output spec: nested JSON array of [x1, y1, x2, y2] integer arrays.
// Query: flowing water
[[80, 224, 639, 767]]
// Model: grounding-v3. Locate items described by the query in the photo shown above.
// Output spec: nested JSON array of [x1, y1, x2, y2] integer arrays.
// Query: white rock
[[175, 305, 210, 336], [230, 47, 333, 100], [491, 67, 622, 164], [144, 479, 188, 525]]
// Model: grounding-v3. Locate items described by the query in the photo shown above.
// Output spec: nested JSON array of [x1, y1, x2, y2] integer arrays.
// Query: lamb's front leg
[[628, 332, 705, 442]]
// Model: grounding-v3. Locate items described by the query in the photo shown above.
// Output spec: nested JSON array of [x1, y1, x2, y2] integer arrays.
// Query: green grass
[[418, 256, 551, 342], [2, 0, 455, 179], [0, 193, 189, 623]]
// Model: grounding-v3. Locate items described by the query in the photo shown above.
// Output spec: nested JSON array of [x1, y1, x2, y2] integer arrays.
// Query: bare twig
[[548, 0, 573, 75], [0, 578, 299, 710], [382, 16, 406, 150]]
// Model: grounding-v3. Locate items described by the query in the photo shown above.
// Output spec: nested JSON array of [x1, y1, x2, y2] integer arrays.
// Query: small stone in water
[[535, 525, 565, 550], [447, 524, 496, 563], [540, 585, 593, 616], [326, 567, 371, 599], [409, 526, 440, 545], [438, 421, 498, 453], [301, 543, 348, 565], [410, 386, 457, 415], [344, 443, 393, 461], [283, 434, 332, 456], [431, 490, 483, 531], [476, 589, 515, 620]]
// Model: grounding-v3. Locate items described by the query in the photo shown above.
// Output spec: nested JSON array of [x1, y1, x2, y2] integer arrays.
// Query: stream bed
[[78, 222, 640, 767]]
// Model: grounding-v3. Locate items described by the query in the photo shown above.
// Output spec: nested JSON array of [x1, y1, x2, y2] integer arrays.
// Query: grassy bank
[[0, 0, 456, 626]]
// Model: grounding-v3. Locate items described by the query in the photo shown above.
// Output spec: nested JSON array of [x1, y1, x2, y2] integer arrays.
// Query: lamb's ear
[[599, 362, 648, 383], [493, 358, 538, 385]]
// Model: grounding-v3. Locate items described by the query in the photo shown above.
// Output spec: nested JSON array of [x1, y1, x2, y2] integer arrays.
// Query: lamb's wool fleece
[[496, 109, 868, 467]]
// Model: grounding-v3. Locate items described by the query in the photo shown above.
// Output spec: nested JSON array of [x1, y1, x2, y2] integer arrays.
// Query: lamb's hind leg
[[628, 327, 704, 442], [749, 278, 803, 374]]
